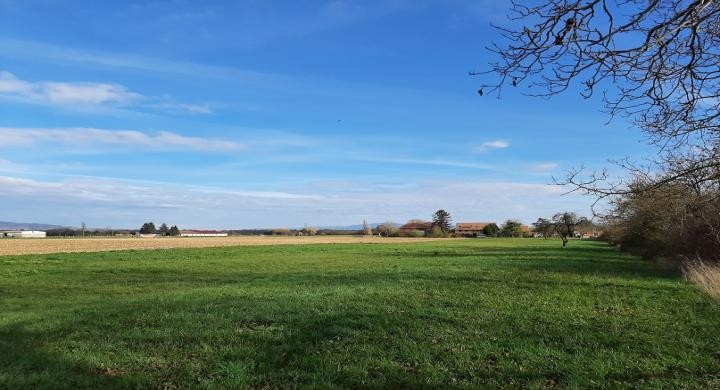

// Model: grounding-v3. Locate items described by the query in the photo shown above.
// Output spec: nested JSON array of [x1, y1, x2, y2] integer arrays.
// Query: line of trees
[[139, 222, 180, 236], [250, 210, 593, 243]]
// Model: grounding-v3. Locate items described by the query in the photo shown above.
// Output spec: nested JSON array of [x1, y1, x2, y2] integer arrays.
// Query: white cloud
[[0, 174, 593, 229], [475, 139, 510, 153], [41, 81, 141, 105], [0, 127, 244, 152], [356, 157, 495, 170], [0, 71, 33, 94], [0, 70, 209, 114], [153, 102, 214, 114], [0, 175, 318, 203]]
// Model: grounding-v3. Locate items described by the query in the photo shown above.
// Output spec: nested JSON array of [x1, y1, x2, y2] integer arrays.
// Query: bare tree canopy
[[478, 0, 720, 197]]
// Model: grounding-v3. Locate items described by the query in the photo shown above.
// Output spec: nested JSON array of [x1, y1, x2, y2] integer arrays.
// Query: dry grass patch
[[683, 261, 720, 300]]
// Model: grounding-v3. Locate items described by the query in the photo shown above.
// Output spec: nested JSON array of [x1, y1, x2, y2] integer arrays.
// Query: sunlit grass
[[1, 239, 719, 388]]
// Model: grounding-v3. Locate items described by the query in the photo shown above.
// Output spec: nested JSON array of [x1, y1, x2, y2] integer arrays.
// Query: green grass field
[[1, 239, 719, 389]]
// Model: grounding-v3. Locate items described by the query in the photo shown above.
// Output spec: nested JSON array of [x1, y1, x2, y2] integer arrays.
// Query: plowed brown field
[[0, 236, 448, 256]]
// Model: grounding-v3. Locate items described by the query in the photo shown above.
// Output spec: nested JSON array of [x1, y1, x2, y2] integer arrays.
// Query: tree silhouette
[[478, 1, 720, 201], [432, 210, 452, 233]]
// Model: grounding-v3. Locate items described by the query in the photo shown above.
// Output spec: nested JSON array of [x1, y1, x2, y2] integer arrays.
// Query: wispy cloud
[[0, 127, 244, 152], [150, 101, 214, 114], [0, 39, 280, 89], [0, 175, 319, 202], [530, 163, 560, 172], [43, 81, 141, 105], [0, 174, 592, 228], [0, 70, 211, 114], [355, 157, 495, 170], [475, 139, 510, 153]]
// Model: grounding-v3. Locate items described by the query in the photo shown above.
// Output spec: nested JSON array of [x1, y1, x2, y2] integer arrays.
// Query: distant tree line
[[45, 228, 136, 237], [139, 222, 180, 236]]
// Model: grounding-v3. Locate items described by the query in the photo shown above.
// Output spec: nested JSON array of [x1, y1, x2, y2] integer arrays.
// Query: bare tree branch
[[478, 0, 720, 197]]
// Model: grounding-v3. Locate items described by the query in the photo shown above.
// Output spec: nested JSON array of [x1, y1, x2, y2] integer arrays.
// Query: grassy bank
[[1, 239, 718, 388]]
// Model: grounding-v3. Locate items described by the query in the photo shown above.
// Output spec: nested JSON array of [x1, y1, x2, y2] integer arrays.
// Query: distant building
[[1, 230, 46, 238], [455, 222, 495, 237], [179, 230, 228, 237], [399, 222, 433, 235], [575, 225, 604, 239], [521, 225, 531, 236]]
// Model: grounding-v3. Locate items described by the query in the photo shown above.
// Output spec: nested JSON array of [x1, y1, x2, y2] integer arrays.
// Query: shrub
[[606, 182, 720, 262], [407, 230, 425, 238], [429, 225, 449, 238]]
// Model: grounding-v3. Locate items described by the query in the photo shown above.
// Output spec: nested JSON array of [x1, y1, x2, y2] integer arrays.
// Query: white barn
[[1, 230, 47, 238]]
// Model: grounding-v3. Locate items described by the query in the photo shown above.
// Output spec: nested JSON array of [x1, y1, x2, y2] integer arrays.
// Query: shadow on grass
[[0, 323, 149, 389], [1, 296, 455, 388], [378, 242, 680, 281], [2, 283, 717, 388], [1, 241, 712, 388]]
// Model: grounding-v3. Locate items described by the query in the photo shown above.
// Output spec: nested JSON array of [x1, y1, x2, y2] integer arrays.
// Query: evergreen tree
[[139, 222, 156, 234], [168, 225, 180, 236], [158, 223, 169, 236], [432, 209, 452, 233]]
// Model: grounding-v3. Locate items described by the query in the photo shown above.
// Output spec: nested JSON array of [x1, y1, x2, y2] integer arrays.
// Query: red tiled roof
[[399, 222, 432, 230], [455, 222, 494, 231]]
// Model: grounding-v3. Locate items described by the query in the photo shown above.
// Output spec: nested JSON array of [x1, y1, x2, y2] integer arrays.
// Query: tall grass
[[683, 260, 720, 300]]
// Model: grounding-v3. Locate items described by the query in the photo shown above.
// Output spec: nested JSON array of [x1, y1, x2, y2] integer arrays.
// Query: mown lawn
[[1, 239, 719, 388]]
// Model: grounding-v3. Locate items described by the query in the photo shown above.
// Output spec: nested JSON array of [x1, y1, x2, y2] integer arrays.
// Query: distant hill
[[0, 221, 67, 230]]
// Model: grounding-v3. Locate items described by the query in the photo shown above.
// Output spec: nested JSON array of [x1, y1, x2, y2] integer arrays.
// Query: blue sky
[[0, 0, 650, 229]]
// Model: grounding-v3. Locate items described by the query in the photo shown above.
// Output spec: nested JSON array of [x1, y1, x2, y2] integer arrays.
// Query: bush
[[271, 228, 291, 236], [606, 182, 720, 262], [429, 225, 449, 238], [404, 229, 425, 238]]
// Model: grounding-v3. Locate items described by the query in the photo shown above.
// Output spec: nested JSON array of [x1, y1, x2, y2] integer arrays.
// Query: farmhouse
[[0, 230, 47, 238], [399, 222, 433, 235], [180, 230, 228, 237], [455, 222, 495, 237], [521, 225, 532, 236]]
